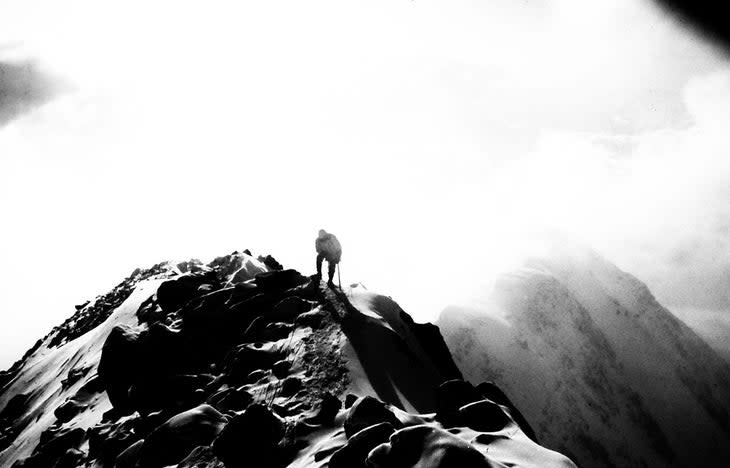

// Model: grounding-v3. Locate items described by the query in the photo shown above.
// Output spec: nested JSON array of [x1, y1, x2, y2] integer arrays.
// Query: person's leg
[[328, 261, 336, 285], [316, 253, 324, 277]]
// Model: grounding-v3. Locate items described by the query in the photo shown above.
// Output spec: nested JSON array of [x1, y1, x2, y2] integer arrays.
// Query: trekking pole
[[337, 263, 342, 290]]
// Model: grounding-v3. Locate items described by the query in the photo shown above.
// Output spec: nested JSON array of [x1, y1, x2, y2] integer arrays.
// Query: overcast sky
[[1, 0, 729, 368]]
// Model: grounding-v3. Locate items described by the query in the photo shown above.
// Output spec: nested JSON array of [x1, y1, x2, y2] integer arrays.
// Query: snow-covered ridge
[[0, 250, 577, 468]]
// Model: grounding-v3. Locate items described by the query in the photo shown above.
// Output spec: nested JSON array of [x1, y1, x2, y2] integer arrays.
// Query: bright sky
[[1, 0, 730, 368]]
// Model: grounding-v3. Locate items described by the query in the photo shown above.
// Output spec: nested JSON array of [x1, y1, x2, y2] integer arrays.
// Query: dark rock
[[280, 376, 303, 397], [29, 427, 85, 468], [246, 369, 270, 383], [88, 417, 140, 466], [136, 296, 164, 324], [223, 344, 282, 386], [137, 404, 227, 468], [177, 445, 225, 468], [0, 393, 31, 423], [98, 324, 143, 412], [212, 404, 285, 468], [476, 381, 538, 442], [76, 374, 104, 394], [271, 360, 292, 379], [60, 366, 90, 390], [54, 399, 87, 423], [208, 253, 247, 281], [113, 439, 144, 468], [259, 254, 284, 271], [458, 400, 511, 433], [209, 387, 253, 412], [101, 407, 126, 423], [344, 396, 403, 438], [436, 380, 482, 426], [330, 422, 395, 468], [366, 425, 491, 468], [157, 272, 218, 313], [243, 316, 267, 340], [129, 374, 213, 416], [52, 448, 85, 468], [254, 269, 307, 292], [135, 410, 176, 438], [295, 309, 326, 329], [304, 393, 341, 426], [283, 277, 324, 303], [270, 297, 315, 323], [228, 282, 259, 304], [260, 322, 293, 341], [230, 265, 262, 284], [344, 394, 358, 409], [398, 311, 463, 381], [179, 289, 258, 352]]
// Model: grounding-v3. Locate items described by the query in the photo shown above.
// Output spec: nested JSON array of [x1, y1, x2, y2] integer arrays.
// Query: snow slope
[[438, 246, 730, 468], [0, 277, 167, 467]]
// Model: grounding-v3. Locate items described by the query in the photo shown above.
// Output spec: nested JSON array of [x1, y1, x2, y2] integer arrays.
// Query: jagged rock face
[[0, 251, 577, 468], [438, 247, 730, 468]]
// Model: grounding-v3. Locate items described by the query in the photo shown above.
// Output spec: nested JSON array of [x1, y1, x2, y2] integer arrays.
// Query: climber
[[315, 229, 342, 286]]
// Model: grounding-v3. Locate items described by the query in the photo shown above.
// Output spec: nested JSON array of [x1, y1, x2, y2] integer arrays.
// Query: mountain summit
[[0, 250, 576, 468]]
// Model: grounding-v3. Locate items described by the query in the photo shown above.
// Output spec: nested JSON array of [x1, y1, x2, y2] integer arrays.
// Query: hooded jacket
[[315, 230, 342, 263]]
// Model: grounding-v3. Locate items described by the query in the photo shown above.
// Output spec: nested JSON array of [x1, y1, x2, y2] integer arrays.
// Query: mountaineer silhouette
[[315, 229, 342, 287]]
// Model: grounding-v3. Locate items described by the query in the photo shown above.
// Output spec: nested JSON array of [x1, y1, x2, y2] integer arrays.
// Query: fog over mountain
[[2, 0, 730, 371], [1, 1, 730, 466]]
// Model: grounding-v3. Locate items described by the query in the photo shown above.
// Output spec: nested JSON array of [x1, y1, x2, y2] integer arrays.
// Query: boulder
[[157, 272, 218, 313], [54, 399, 87, 423], [344, 394, 358, 409], [136, 296, 165, 325], [0, 393, 31, 424], [212, 404, 285, 468], [304, 393, 342, 426], [98, 325, 143, 412], [260, 322, 294, 341], [295, 309, 327, 329], [458, 400, 511, 433], [270, 297, 315, 323], [280, 376, 303, 397], [223, 345, 283, 386], [258, 254, 284, 271], [113, 439, 144, 468], [344, 397, 403, 438], [88, 417, 141, 466], [208, 386, 253, 412], [246, 369, 270, 383], [330, 422, 395, 468], [129, 374, 213, 415], [25, 427, 85, 468], [52, 448, 85, 468], [435, 379, 482, 426], [271, 360, 292, 379], [366, 425, 491, 468], [137, 404, 227, 468], [476, 381, 538, 442], [254, 269, 307, 292], [177, 446, 225, 468]]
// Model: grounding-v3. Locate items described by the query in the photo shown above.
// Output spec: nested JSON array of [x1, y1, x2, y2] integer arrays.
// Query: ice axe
[[337, 263, 342, 290]]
